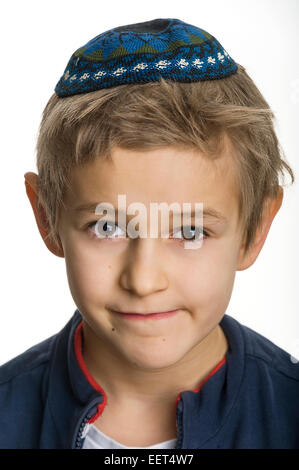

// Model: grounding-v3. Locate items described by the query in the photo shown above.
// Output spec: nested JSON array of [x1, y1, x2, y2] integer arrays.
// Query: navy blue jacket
[[0, 309, 298, 449]]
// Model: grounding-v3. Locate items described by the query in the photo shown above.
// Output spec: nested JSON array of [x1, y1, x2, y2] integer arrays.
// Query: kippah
[[55, 18, 238, 98]]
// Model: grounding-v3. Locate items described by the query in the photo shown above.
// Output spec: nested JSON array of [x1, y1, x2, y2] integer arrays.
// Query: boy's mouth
[[110, 309, 180, 320]]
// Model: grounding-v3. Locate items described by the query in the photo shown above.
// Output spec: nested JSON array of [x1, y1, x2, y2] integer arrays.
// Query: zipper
[[174, 399, 183, 449], [75, 415, 91, 449], [71, 398, 103, 449]]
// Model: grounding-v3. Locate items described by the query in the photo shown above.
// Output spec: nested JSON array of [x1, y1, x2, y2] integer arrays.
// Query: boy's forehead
[[65, 145, 239, 219]]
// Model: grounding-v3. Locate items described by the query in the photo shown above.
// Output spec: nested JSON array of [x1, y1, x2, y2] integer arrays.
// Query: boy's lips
[[110, 309, 180, 320]]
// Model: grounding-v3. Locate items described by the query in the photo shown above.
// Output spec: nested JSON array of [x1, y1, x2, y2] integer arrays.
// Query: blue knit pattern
[[55, 18, 238, 97]]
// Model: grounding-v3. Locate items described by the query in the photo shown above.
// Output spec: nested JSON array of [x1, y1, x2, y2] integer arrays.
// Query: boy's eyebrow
[[73, 202, 228, 222]]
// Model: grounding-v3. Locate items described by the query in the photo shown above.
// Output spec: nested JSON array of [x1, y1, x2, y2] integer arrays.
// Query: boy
[[1, 18, 298, 449]]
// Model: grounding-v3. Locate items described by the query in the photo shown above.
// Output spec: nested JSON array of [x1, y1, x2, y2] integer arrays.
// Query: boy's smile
[[110, 308, 180, 320]]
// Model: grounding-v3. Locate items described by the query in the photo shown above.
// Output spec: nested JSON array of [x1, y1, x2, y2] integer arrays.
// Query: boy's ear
[[237, 186, 284, 271], [24, 172, 64, 258]]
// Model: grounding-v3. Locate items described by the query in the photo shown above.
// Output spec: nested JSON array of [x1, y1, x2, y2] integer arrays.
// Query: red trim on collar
[[174, 356, 227, 411], [74, 319, 227, 422], [74, 321, 108, 424]]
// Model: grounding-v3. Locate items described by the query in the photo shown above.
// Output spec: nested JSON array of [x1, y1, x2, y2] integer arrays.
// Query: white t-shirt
[[82, 423, 177, 449]]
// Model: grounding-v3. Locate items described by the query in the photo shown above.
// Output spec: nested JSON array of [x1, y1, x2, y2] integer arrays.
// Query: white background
[[1, 0, 298, 365]]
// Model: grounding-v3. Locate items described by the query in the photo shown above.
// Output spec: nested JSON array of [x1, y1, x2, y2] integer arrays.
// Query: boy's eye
[[171, 225, 209, 242], [87, 220, 209, 242], [88, 220, 125, 239]]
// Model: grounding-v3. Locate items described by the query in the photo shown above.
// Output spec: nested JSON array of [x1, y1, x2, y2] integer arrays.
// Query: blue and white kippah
[[55, 18, 238, 98]]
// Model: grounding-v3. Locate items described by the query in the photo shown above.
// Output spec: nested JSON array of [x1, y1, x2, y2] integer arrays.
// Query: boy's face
[[56, 142, 246, 369]]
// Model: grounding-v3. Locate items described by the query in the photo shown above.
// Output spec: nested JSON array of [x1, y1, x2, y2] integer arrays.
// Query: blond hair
[[35, 64, 294, 254]]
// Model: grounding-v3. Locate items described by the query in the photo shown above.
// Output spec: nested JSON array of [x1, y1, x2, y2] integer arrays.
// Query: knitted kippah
[[55, 18, 238, 98]]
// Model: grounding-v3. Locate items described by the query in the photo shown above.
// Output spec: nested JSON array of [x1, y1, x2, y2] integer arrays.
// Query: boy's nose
[[119, 238, 169, 296]]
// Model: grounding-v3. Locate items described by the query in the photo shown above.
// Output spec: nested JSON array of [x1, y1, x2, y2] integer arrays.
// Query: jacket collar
[[47, 309, 244, 448]]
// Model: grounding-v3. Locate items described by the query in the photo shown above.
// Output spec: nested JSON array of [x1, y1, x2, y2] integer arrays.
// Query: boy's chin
[[115, 340, 190, 371]]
